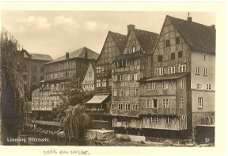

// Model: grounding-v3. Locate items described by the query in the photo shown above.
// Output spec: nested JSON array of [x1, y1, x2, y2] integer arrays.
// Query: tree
[[61, 76, 85, 106], [0, 29, 25, 145]]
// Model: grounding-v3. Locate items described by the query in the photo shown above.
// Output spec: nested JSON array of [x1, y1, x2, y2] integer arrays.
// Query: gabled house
[[95, 31, 127, 94], [31, 47, 99, 116], [82, 61, 96, 92], [111, 25, 158, 134], [139, 15, 215, 138], [86, 31, 127, 129]]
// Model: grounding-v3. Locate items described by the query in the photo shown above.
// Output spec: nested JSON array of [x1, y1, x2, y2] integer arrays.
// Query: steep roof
[[82, 60, 96, 83], [110, 31, 127, 52], [31, 53, 52, 61], [167, 15, 215, 54], [114, 51, 142, 62], [133, 29, 159, 53], [50, 47, 99, 63]]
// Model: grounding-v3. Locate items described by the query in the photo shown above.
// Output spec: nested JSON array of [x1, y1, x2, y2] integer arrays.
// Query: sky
[[1, 11, 215, 60]]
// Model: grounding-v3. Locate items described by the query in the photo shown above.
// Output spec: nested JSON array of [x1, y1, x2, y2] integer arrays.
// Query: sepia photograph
[[0, 1, 226, 155]]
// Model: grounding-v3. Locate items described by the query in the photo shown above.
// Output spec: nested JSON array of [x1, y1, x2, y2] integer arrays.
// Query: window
[[195, 67, 200, 75], [180, 80, 184, 89], [171, 53, 175, 60], [133, 89, 138, 96], [176, 36, 181, 44], [146, 99, 152, 108], [166, 117, 172, 124], [203, 68, 208, 76], [102, 79, 106, 87], [96, 67, 101, 73], [150, 116, 160, 123], [118, 104, 123, 110], [163, 99, 169, 108], [134, 73, 138, 81], [157, 68, 164, 75], [179, 65, 186, 72], [198, 97, 203, 108], [152, 83, 157, 90], [96, 79, 101, 87], [166, 39, 170, 47], [158, 55, 163, 62], [153, 99, 158, 108], [206, 84, 212, 90], [126, 89, 131, 96], [178, 51, 183, 58], [162, 81, 168, 89], [168, 67, 175, 74], [112, 104, 117, 110], [147, 83, 151, 90], [132, 105, 138, 111], [117, 74, 123, 81], [132, 46, 136, 53], [130, 74, 134, 81], [113, 90, 117, 96], [180, 98, 184, 108], [203, 54, 206, 61], [125, 104, 130, 110], [197, 83, 201, 89]]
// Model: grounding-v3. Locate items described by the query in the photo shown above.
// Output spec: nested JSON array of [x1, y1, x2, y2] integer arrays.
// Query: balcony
[[85, 108, 109, 115], [139, 108, 177, 116]]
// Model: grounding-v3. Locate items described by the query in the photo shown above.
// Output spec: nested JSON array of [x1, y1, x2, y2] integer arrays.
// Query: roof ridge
[[134, 28, 159, 35], [167, 15, 215, 29], [109, 31, 126, 37]]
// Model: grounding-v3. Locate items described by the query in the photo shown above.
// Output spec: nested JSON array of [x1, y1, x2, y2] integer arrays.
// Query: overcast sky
[[1, 11, 215, 59]]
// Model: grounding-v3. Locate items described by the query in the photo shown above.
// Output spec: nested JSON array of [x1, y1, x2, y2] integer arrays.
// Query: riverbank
[[18, 130, 214, 147]]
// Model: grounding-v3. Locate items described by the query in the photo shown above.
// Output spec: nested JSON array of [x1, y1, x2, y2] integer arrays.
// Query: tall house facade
[[140, 15, 215, 138], [95, 31, 127, 94], [17, 49, 52, 100], [111, 25, 158, 133], [31, 47, 98, 112], [86, 31, 126, 129], [30, 54, 52, 90]]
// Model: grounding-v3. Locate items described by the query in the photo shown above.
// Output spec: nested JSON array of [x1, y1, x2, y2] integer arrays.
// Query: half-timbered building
[[139, 15, 215, 138], [111, 25, 158, 134]]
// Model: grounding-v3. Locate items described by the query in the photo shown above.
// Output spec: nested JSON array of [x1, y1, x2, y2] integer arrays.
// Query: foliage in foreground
[[0, 29, 25, 145]]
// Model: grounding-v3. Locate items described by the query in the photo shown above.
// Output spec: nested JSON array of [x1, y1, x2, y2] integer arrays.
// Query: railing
[[139, 108, 177, 116], [85, 108, 105, 113], [30, 120, 61, 127]]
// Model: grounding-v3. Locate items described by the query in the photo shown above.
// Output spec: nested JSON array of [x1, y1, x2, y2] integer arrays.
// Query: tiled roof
[[110, 31, 127, 52], [50, 47, 99, 63], [31, 53, 52, 61], [133, 29, 159, 53], [167, 15, 215, 54], [113, 51, 142, 62]]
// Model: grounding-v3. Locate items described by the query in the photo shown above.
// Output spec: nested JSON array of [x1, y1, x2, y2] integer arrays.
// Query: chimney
[[66, 52, 69, 59], [210, 25, 215, 29], [127, 24, 135, 34], [187, 12, 192, 23]]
